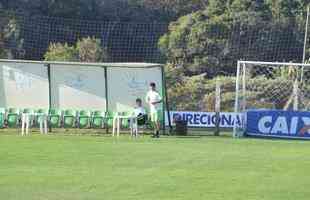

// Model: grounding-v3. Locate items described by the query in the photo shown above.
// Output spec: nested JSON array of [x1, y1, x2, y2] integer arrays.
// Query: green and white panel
[[0, 61, 49, 108], [107, 66, 163, 112], [50, 64, 106, 110]]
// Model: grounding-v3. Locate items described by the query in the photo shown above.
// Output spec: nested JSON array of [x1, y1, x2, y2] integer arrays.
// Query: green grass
[[0, 132, 310, 200]]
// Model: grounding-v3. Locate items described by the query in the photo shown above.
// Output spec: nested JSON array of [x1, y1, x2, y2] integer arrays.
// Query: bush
[[167, 74, 207, 111], [0, 46, 9, 58], [44, 37, 108, 62], [76, 37, 108, 62], [44, 43, 78, 61], [169, 75, 310, 112], [203, 76, 235, 112]]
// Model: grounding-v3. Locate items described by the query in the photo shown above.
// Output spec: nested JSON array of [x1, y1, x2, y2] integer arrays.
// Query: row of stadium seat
[[0, 108, 137, 129]]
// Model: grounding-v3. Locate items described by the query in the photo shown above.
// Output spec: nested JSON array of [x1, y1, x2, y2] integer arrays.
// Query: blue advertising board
[[246, 110, 310, 139]]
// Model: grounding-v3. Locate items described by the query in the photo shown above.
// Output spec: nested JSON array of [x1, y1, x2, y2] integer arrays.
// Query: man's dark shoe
[[155, 131, 160, 138]]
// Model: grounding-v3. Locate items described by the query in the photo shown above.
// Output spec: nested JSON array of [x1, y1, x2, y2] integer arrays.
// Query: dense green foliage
[[1, 0, 310, 111], [0, 0, 207, 22], [0, 10, 23, 59], [160, 0, 310, 110], [0, 133, 310, 200], [160, 0, 309, 77]]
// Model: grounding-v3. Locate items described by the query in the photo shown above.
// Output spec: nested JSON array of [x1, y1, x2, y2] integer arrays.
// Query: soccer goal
[[233, 61, 310, 138]]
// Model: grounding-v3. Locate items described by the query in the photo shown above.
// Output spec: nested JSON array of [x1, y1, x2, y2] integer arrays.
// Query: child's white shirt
[[134, 106, 146, 117]]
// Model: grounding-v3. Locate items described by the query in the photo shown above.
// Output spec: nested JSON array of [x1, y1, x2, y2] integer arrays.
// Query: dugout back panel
[[107, 66, 163, 112], [50, 64, 106, 110], [0, 61, 49, 108], [0, 60, 164, 115]]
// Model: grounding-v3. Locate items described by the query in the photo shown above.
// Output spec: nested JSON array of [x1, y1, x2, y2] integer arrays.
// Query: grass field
[[0, 132, 309, 200]]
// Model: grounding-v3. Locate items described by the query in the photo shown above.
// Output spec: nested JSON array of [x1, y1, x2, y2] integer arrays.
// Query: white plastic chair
[[112, 112, 137, 137]]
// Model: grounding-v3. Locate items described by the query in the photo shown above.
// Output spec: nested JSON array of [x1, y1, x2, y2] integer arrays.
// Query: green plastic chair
[[22, 108, 33, 114], [63, 109, 76, 128], [120, 111, 131, 128], [0, 108, 5, 128], [35, 109, 48, 127], [91, 110, 104, 128], [106, 111, 116, 128], [78, 110, 91, 129], [7, 108, 20, 128], [49, 108, 61, 128], [22, 108, 35, 127]]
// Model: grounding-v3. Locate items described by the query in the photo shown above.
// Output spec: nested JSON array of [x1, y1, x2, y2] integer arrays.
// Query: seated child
[[133, 98, 147, 125]]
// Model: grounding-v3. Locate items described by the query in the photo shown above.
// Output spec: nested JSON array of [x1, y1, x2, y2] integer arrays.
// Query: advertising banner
[[246, 110, 310, 139], [165, 111, 243, 128]]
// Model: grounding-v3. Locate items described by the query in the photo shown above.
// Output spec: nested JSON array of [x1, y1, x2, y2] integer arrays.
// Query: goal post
[[233, 61, 310, 138]]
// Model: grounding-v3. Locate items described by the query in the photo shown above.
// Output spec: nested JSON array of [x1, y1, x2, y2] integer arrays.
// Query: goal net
[[233, 61, 310, 137]]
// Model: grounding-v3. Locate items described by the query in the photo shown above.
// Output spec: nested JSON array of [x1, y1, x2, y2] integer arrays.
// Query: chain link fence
[[0, 9, 309, 113], [0, 9, 168, 62]]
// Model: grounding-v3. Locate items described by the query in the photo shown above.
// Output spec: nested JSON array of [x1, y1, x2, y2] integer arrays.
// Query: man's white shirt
[[145, 90, 162, 113]]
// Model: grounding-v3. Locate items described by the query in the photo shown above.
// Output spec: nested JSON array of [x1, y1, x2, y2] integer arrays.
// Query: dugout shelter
[[0, 59, 171, 132]]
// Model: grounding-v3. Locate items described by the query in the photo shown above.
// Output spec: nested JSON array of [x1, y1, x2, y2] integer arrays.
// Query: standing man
[[146, 82, 162, 138]]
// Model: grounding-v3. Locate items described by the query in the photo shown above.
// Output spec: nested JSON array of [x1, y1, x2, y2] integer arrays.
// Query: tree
[[0, 0, 203, 22], [159, 9, 233, 78], [0, 10, 24, 59], [266, 0, 305, 19], [159, 0, 305, 79], [159, 0, 308, 110], [140, 0, 208, 20]]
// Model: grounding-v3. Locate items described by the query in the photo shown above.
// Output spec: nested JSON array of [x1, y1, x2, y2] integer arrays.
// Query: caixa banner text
[[246, 110, 310, 139]]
